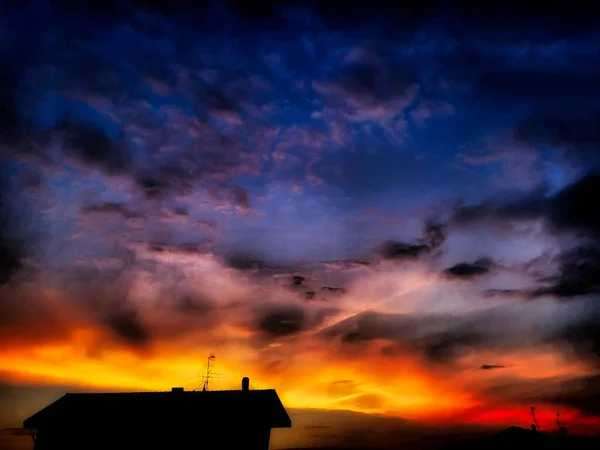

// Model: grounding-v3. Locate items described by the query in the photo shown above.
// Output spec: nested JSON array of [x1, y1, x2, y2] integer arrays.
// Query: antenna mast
[[556, 411, 568, 435], [530, 407, 540, 432], [193, 354, 224, 392]]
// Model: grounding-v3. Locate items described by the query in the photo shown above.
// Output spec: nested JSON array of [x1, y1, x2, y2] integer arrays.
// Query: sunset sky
[[1, 1, 600, 448]]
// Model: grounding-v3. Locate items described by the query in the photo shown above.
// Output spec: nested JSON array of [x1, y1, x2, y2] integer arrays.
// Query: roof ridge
[[66, 389, 277, 394], [23, 388, 291, 430]]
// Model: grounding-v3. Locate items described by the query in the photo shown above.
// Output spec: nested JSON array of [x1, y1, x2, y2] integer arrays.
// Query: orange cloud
[[1, 249, 599, 437]]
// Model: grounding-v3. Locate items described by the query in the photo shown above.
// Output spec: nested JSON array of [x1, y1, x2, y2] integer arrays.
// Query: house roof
[[23, 389, 291, 429]]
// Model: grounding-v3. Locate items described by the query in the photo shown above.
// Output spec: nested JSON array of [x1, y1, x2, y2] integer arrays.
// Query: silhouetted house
[[23, 378, 291, 450]]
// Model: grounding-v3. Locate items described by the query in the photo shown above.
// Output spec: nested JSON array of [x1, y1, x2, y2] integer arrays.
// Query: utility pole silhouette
[[530, 407, 540, 432], [556, 411, 568, 435]]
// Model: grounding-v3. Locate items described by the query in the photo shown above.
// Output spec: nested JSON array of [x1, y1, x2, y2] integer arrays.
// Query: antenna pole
[[202, 354, 215, 391], [556, 411, 568, 435], [530, 407, 540, 432], [192, 353, 224, 392]]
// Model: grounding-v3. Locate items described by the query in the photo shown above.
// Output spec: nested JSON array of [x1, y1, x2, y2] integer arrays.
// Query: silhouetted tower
[[202, 354, 215, 391], [530, 407, 540, 432], [193, 354, 224, 391], [556, 412, 568, 435]]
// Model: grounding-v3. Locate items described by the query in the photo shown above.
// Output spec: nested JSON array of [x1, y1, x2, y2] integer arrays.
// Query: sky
[[2, 0, 600, 448]]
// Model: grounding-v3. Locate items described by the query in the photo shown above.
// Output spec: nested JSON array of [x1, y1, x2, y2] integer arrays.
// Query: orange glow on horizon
[[1, 260, 599, 437], [3, 329, 599, 437]]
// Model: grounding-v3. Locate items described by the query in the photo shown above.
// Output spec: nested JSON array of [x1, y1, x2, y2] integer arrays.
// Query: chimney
[[171, 387, 184, 392], [242, 377, 249, 391]]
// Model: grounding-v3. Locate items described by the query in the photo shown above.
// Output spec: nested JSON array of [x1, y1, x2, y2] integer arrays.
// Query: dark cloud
[[481, 377, 560, 404], [133, 158, 204, 200], [514, 107, 600, 152], [228, 186, 251, 210], [252, 305, 337, 342], [291, 275, 305, 287], [450, 173, 600, 298], [0, 164, 40, 285], [256, 306, 307, 337], [478, 70, 600, 104], [224, 252, 271, 270], [36, 0, 600, 32], [380, 241, 430, 260], [0, 285, 73, 347], [323, 311, 415, 343], [148, 239, 210, 255], [482, 289, 526, 298], [378, 222, 446, 261], [322, 310, 493, 364], [484, 374, 600, 418], [66, 252, 136, 288], [18, 168, 42, 189], [81, 202, 144, 220], [445, 258, 494, 279], [41, 261, 166, 350], [136, 174, 168, 199], [176, 294, 213, 315], [452, 172, 600, 239], [0, 174, 23, 285], [542, 375, 600, 417], [321, 286, 346, 294], [420, 330, 484, 364], [533, 246, 600, 298], [201, 88, 238, 114], [539, 234, 600, 300], [519, 174, 600, 298], [451, 195, 548, 226], [54, 116, 131, 174], [313, 307, 341, 325], [173, 242, 211, 254], [0, 22, 264, 205], [105, 308, 150, 348], [335, 60, 414, 104], [551, 303, 600, 366], [550, 173, 600, 237], [479, 364, 505, 370], [171, 206, 189, 216], [0, 68, 22, 143], [561, 322, 600, 365], [424, 223, 446, 249]]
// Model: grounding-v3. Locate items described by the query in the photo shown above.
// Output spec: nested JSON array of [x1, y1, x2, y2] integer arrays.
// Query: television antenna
[[530, 406, 540, 432], [556, 411, 568, 435], [193, 354, 225, 392]]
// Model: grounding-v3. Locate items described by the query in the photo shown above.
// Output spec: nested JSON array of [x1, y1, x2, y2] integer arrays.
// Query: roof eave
[[273, 419, 292, 428], [23, 394, 71, 429]]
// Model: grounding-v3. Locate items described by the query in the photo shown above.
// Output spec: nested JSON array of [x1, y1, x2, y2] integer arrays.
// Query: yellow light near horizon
[[0, 340, 468, 418], [1, 321, 594, 432]]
